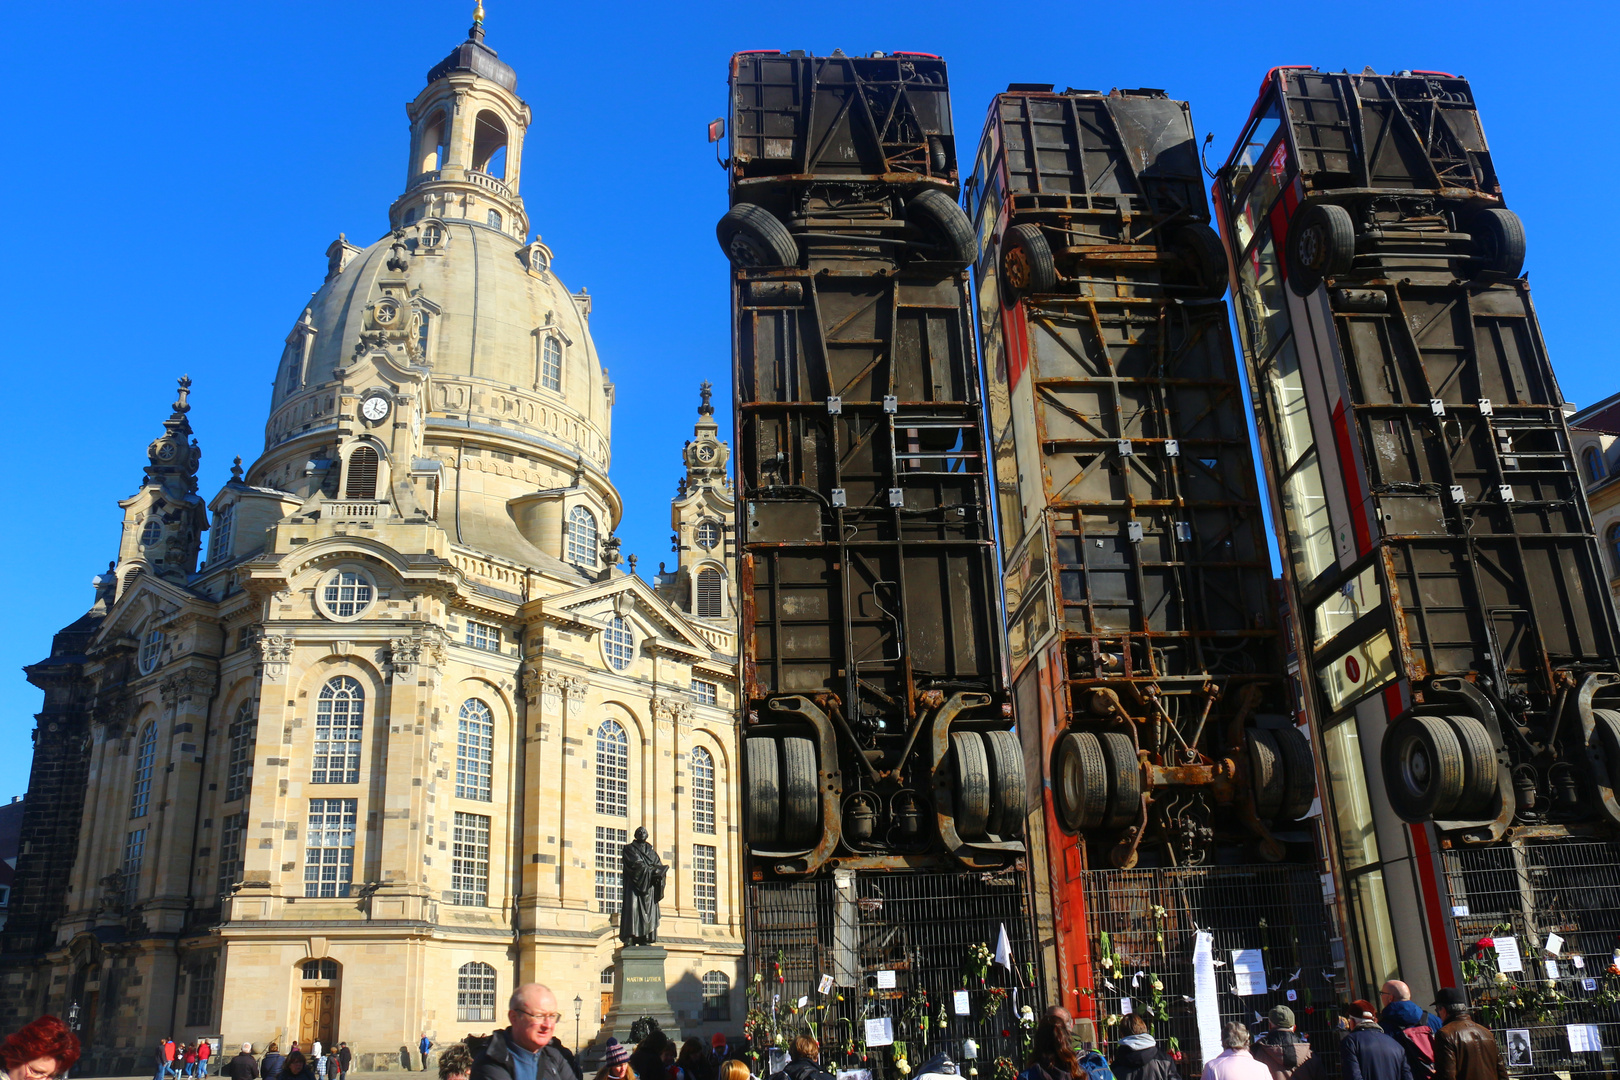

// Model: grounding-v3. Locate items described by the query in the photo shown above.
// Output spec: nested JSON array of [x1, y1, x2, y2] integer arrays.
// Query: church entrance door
[[299, 989, 336, 1047]]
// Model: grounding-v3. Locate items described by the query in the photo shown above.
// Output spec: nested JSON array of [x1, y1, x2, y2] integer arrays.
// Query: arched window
[[312, 677, 363, 784], [418, 111, 448, 175], [472, 111, 508, 178], [301, 959, 338, 980], [139, 625, 165, 674], [540, 335, 563, 392], [457, 961, 497, 1022], [1585, 447, 1607, 485], [691, 746, 715, 834], [130, 722, 157, 819], [566, 506, 599, 567], [345, 446, 379, 499], [702, 971, 731, 1021], [225, 700, 256, 802], [595, 719, 628, 816], [140, 517, 162, 547], [603, 616, 634, 670], [695, 521, 720, 550], [211, 502, 235, 563], [696, 568, 723, 618], [319, 569, 374, 619], [487, 209, 503, 231], [457, 699, 495, 802]]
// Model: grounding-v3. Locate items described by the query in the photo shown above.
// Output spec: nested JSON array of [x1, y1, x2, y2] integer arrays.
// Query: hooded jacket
[[1379, 1002, 1442, 1041], [1114, 1034, 1178, 1080], [1253, 1030, 1320, 1080], [1342, 1021, 1413, 1080]]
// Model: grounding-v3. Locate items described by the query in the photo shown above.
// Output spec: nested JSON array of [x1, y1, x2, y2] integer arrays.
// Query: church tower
[[0, 10, 741, 1066]]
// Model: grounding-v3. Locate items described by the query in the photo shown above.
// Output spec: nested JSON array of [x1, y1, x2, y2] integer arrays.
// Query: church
[[0, 11, 741, 1072]]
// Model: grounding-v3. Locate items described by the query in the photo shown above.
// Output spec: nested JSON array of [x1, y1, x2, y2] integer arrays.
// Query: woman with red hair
[[1, 1016, 81, 1080]]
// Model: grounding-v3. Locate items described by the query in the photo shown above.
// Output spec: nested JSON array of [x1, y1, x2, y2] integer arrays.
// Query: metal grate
[[1080, 866, 1339, 1075], [1445, 838, 1620, 1078], [747, 871, 1042, 1077]]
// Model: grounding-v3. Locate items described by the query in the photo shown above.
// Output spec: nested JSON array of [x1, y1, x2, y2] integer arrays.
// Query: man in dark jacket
[[1340, 1000, 1412, 1080], [1254, 1006, 1320, 1080], [1432, 988, 1509, 1080], [228, 1044, 260, 1080], [772, 1036, 834, 1080], [337, 1045, 351, 1079], [1112, 1014, 1177, 1080], [469, 983, 582, 1080], [1379, 983, 1442, 1040]]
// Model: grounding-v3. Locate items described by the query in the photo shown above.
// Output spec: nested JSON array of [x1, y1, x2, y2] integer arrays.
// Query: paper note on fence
[[864, 1018, 894, 1047], [1496, 936, 1524, 973], [1231, 949, 1268, 996], [875, 970, 897, 989], [1545, 933, 1564, 955], [819, 974, 835, 994], [1567, 1024, 1602, 1053], [953, 990, 971, 1016], [1193, 931, 1221, 1065], [1120, 997, 1133, 1015]]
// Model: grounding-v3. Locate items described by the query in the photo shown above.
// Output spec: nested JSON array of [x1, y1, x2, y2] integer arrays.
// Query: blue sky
[[0, 0, 1615, 801]]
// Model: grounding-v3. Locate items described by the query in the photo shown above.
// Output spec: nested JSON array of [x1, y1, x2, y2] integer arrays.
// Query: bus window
[[1314, 563, 1383, 648], [1262, 338, 1312, 470], [1235, 140, 1291, 253], [1322, 718, 1380, 870], [1225, 99, 1282, 206], [975, 186, 1001, 279], [1281, 449, 1336, 585], [1318, 629, 1397, 714], [1237, 236, 1289, 359], [1346, 869, 1401, 989]]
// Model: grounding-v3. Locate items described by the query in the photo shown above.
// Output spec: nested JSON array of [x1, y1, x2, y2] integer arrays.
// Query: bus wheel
[[1247, 729, 1286, 818], [1003, 224, 1056, 294], [1275, 725, 1317, 821], [745, 736, 781, 848], [778, 736, 821, 849], [1099, 731, 1142, 829], [1174, 223, 1230, 299], [907, 189, 977, 267], [1383, 714, 1467, 821], [717, 203, 799, 267], [1471, 209, 1526, 278], [1054, 731, 1109, 832], [1444, 714, 1498, 818], [1287, 203, 1355, 295], [952, 731, 992, 840], [983, 730, 1026, 838]]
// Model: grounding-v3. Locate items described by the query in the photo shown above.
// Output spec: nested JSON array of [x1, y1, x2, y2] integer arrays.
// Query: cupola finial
[[698, 379, 714, 417], [470, 0, 486, 42], [173, 375, 193, 416]]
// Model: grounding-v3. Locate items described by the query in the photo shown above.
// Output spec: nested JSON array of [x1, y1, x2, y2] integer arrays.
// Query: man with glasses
[[470, 983, 582, 1080]]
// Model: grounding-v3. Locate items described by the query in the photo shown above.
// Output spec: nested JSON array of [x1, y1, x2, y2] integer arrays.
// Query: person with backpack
[[1340, 1000, 1412, 1080], [1112, 1014, 1177, 1080], [1020, 1016, 1083, 1080], [1254, 1007, 1320, 1080], [1432, 988, 1509, 1080], [1379, 981, 1441, 1080]]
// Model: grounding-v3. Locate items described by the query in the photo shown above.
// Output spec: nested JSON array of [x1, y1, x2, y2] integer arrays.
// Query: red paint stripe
[[1270, 201, 1292, 281], [1005, 295, 1031, 388], [1408, 821, 1457, 987], [1331, 400, 1372, 555]]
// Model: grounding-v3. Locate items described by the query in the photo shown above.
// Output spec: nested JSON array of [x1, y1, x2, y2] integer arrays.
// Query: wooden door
[[299, 990, 336, 1047], [600, 990, 613, 1020]]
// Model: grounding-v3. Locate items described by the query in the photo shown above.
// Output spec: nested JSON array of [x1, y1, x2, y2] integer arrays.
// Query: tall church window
[[566, 506, 599, 567], [210, 502, 235, 562], [418, 111, 448, 175], [130, 722, 157, 818], [1585, 447, 1606, 485], [312, 677, 363, 784], [345, 446, 379, 499], [217, 811, 246, 899], [451, 812, 490, 907], [458, 962, 498, 1022], [691, 746, 715, 834], [139, 626, 165, 674], [225, 700, 256, 802], [185, 953, 218, 1027], [594, 826, 626, 913], [694, 844, 717, 924], [595, 719, 628, 816], [603, 617, 634, 670], [122, 828, 146, 909], [457, 699, 495, 802], [304, 798, 357, 898], [541, 335, 563, 392], [702, 971, 730, 1021], [696, 568, 723, 618]]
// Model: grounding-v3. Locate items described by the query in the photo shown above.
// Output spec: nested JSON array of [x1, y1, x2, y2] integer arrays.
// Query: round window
[[421, 223, 443, 248], [695, 521, 720, 550], [318, 569, 375, 620], [603, 616, 634, 671], [140, 518, 162, 546]]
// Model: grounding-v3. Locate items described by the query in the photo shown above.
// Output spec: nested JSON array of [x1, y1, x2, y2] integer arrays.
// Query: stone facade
[[1571, 392, 1620, 622], [0, 15, 740, 1073]]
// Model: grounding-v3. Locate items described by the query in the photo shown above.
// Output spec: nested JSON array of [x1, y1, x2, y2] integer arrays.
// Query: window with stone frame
[[691, 746, 716, 834], [691, 678, 719, 706], [312, 677, 363, 784], [451, 812, 490, 907], [141, 517, 162, 547], [122, 828, 146, 909], [210, 501, 235, 563], [319, 570, 374, 619], [696, 568, 723, 618], [702, 970, 731, 1021], [603, 616, 634, 671], [540, 334, 563, 392], [456, 699, 495, 802], [345, 446, 379, 499], [139, 627, 165, 675], [304, 798, 357, 898], [302, 959, 339, 980], [130, 722, 157, 818], [694, 844, 717, 924], [185, 953, 218, 1027], [465, 621, 501, 652], [595, 719, 628, 816], [695, 520, 720, 550], [458, 962, 497, 1022], [594, 826, 626, 914], [566, 505, 599, 567], [217, 811, 246, 899], [225, 700, 255, 802]]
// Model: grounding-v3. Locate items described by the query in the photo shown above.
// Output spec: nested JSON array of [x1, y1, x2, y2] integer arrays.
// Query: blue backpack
[[1080, 1051, 1117, 1080]]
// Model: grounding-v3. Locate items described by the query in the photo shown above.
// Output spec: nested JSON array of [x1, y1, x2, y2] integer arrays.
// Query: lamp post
[[574, 995, 583, 1049]]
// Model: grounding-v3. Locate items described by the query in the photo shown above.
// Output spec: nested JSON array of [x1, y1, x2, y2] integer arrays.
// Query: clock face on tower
[[360, 395, 391, 422]]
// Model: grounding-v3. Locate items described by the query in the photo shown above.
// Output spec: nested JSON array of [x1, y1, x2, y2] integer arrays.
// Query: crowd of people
[[0, 979, 1513, 1080]]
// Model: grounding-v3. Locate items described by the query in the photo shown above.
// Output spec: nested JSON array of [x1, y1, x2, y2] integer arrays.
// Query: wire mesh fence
[[1444, 838, 1620, 1079], [1079, 865, 1339, 1076], [747, 870, 1043, 1078]]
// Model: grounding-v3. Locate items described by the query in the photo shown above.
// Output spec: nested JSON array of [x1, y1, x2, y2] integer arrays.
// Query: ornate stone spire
[[145, 375, 202, 495]]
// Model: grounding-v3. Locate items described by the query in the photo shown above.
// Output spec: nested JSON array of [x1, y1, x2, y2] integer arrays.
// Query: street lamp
[[574, 995, 583, 1049]]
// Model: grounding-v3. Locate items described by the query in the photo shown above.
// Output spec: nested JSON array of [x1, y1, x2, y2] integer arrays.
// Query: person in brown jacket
[[1253, 1006, 1321, 1080], [1432, 988, 1508, 1080]]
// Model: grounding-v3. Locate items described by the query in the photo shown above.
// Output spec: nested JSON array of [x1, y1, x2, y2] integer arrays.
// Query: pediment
[[551, 573, 713, 656]]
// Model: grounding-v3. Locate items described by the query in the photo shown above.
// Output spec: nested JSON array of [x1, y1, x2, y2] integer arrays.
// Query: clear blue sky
[[1, 0, 1615, 801]]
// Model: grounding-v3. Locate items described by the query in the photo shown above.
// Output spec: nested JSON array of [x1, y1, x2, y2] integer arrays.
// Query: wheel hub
[[1004, 248, 1031, 289], [1299, 226, 1326, 271]]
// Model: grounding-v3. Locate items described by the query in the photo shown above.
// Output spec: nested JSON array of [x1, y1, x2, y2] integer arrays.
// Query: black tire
[[1274, 724, 1317, 821], [929, 135, 949, 175], [745, 737, 780, 848], [1054, 731, 1109, 832], [1098, 731, 1141, 829], [717, 203, 799, 268], [1175, 223, 1230, 299], [778, 736, 820, 849], [952, 731, 992, 840], [907, 188, 977, 267], [1247, 729, 1286, 819], [1383, 714, 1467, 821], [1287, 202, 1356, 295], [1002, 224, 1056, 295], [1472, 209, 1526, 278], [982, 730, 1026, 839], [1444, 714, 1497, 818]]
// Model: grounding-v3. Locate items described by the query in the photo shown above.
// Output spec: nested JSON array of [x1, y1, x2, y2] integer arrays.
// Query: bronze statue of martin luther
[[619, 826, 668, 945]]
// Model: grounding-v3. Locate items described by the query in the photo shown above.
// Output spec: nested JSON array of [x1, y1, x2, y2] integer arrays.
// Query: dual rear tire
[[745, 735, 820, 850], [1053, 731, 1140, 832], [1383, 713, 1497, 822]]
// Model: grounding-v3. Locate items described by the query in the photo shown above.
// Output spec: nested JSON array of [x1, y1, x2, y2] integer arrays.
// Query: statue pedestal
[[594, 944, 682, 1051]]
